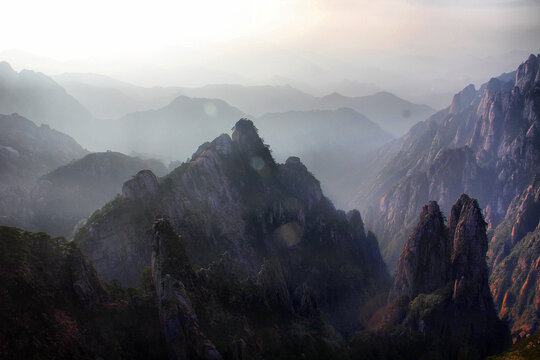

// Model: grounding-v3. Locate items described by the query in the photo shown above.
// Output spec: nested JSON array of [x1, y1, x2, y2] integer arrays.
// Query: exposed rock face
[[352, 54, 540, 270], [150, 216, 358, 359], [122, 169, 160, 200], [489, 175, 540, 339], [151, 219, 222, 360], [75, 119, 391, 340], [389, 201, 450, 301], [367, 195, 510, 360]]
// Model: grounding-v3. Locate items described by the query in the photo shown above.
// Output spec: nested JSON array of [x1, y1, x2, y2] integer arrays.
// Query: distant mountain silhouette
[[0, 62, 98, 144], [113, 95, 247, 159], [256, 108, 393, 202], [0, 113, 87, 190], [55, 72, 182, 119], [179, 84, 435, 136]]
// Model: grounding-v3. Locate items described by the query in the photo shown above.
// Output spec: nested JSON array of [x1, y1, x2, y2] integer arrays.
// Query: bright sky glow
[[0, 0, 538, 89]]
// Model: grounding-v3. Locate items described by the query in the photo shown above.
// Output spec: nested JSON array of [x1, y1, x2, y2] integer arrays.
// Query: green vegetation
[[0, 226, 166, 359], [488, 331, 540, 360]]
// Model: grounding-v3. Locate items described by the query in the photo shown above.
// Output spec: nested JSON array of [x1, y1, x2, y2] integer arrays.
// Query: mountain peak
[[389, 200, 450, 301], [383, 194, 510, 357], [232, 118, 276, 170], [231, 118, 258, 141], [449, 84, 476, 114], [515, 53, 539, 91]]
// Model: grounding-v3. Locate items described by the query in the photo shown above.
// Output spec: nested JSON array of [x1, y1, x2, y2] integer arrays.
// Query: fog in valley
[[1, 2, 540, 358]]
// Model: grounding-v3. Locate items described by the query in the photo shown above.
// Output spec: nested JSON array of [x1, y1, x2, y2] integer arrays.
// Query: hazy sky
[[1, 0, 539, 100], [2, 0, 538, 58]]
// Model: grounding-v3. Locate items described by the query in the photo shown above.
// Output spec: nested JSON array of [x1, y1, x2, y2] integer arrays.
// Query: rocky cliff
[[355, 195, 510, 359], [353, 54, 540, 270], [489, 175, 540, 339], [75, 119, 391, 339]]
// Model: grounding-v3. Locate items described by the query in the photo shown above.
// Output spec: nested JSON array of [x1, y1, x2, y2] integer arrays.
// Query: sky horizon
[[1, 0, 539, 106]]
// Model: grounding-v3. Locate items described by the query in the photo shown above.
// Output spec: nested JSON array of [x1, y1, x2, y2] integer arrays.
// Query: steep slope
[[353, 54, 540, 270], [256, 108, 393, 204], [0, 61, 98, 144], [151, 217, 348, 359], [114, 96, 247, 159], [352, 195, 510, 360], [0, 226, 167, 359], [489, 175, 540, 339], [74, 119, 390, 339], [0, 113, 87, 190]]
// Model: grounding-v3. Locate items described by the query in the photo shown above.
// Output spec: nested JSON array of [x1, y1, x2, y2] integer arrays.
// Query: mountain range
[[351, 54, 540, 270], [0, 62, 100, 147], [1, 53, 539, 359], [55, 72, 435, 137]]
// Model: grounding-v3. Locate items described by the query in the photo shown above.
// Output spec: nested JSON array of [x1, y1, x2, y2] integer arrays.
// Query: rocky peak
[[447, 194, 489, 305], [391, 195, 491, 304], [231, 118, 276, 171], [122, 170, 160, 201], [379, 196, 510, 358], [279, 156, 323, 208], [389, 201, 450, 301], [449, 84, 477, 114], [347, 209, 366, 241], [515, 54, 540, 91], [191, 134, 233, 160], [150, 218, 222, 360]]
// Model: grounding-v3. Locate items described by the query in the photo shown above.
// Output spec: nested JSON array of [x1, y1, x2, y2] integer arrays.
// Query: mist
[[1, 2, 540, 358], [1, 1, 539, 108]]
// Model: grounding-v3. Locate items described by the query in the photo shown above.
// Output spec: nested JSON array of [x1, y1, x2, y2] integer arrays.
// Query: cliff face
[[388, 201, 450, 302], [363, 195, 510, 360], [75, 119, 390, 340], [150, 217, 353, 359], [489, 175, 540, 339], [354, 54, 540, 270]]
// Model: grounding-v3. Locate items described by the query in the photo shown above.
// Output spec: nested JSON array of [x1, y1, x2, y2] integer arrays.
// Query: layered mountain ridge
[[0, 113, 87, 190], [0, 62, 98, 145]]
